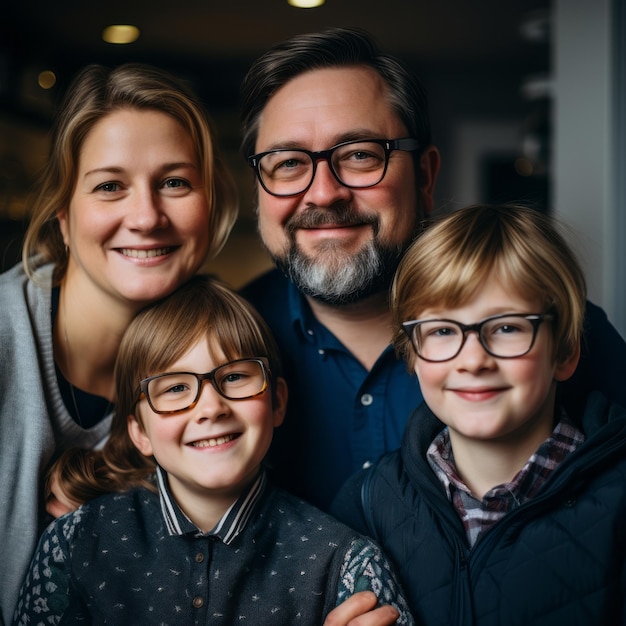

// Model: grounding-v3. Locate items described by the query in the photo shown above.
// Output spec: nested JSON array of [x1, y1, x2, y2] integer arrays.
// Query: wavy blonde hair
[[23, 63, 237, 284]]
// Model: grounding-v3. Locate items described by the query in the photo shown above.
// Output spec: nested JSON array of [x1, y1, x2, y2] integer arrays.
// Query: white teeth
[[121, 247, 170, 259], [191, 434, 237, 448]]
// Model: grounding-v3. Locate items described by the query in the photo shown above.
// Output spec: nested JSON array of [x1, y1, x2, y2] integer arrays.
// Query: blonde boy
[[333, 204, 626, 625]]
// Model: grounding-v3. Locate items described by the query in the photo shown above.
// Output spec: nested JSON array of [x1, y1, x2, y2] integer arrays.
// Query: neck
[[448, 418, 554, 500], [306, 290, 392, 371], [169, 471, 261, 534], [54, 275, 139, 401]]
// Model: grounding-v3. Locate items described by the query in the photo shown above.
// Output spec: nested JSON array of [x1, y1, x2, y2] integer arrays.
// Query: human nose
[[303, 159, 352, 206], [194, 378, 230, 421], [454, 331, 496, 371], [125, 186, 169, 232]]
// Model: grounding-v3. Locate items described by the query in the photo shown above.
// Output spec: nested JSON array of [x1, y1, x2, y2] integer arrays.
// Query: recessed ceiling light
[[37, 70, 57, 89], [288, 0, 325, 7], [102, 25, 140, 45]]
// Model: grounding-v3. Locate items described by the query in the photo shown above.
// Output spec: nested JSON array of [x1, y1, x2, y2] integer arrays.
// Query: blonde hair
[[392, 204, 586, 368], [52, 275, 282, 502], [23, 63, 237, 283]]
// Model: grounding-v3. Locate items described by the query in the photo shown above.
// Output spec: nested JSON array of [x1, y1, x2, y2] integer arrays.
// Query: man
[[240, 27, 626, 512]]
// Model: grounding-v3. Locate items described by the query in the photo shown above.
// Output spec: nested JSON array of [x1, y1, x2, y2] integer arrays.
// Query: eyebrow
[[83, 162, 198, 178], [260, 130, 385, 153]]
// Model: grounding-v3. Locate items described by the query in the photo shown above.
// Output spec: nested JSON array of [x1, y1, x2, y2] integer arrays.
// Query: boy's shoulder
[[50, 487, 161, 542], [258, 482, 364, 539]]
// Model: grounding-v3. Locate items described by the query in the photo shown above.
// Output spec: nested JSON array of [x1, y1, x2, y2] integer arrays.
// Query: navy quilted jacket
[[333, 392, 626, 626]]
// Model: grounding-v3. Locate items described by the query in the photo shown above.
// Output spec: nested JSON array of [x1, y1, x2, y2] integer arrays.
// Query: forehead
[[77, 108, 195, 172], [255, 65, 408, 152]]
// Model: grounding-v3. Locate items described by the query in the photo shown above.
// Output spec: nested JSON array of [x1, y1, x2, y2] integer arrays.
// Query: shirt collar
[[427, 410, 585, 503], [286, 278, 397, 360], [286, 279, 320, 345], [156, 466, 267, 544]]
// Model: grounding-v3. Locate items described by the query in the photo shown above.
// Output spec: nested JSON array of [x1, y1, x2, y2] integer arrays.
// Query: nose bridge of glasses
[[456, 322, 488, 353], [197, 370, 226, 401]]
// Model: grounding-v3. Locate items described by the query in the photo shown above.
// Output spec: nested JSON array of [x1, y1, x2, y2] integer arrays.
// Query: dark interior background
[[0, 0, 551, 286]]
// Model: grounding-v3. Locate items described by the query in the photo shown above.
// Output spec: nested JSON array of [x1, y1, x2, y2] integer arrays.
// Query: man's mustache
[[286, 207, 379, 233]]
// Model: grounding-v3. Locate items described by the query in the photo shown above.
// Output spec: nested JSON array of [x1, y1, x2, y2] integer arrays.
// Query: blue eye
[[163, 178, 190, 189], [95, 182, 119, 193]]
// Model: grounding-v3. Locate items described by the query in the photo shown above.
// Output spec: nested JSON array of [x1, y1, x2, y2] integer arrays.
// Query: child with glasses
[[14, 276, 413, 626], [332, 204, 626, 625]]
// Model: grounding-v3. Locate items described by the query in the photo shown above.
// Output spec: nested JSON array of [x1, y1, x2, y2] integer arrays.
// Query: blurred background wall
[[1, 0, 624, 335]]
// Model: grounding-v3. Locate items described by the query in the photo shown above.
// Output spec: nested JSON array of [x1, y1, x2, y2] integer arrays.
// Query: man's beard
[[267, 206, 416, 306]]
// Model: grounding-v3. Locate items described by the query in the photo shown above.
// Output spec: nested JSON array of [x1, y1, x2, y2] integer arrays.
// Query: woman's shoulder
[[0, 262, 54, 339], [0, 261, 53, 301]]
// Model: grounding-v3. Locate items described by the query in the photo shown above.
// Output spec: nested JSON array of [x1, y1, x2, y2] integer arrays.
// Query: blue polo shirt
[[242, 269, 423, 510], [242, 268, 626, 511]]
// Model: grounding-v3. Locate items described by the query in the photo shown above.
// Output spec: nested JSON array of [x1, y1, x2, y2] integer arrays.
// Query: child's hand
[[323, 591, 399, 626]]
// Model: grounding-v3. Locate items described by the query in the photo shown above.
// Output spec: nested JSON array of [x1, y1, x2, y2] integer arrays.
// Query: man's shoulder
[[240, 268, 302, 336], [240, 268, 290, 308]]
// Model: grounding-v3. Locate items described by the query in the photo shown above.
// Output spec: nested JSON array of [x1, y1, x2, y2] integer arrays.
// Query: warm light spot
[[102, 25, 140, 45], [37, 70, 57, 89], [288, 0, 325, 7], [514, 157, 534, 177]]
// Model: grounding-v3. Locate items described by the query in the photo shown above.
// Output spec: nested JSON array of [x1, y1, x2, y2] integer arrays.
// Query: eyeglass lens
[[257, 140, 388, 196], [412, 315, 538, 361], [146, 359, 266, 413]]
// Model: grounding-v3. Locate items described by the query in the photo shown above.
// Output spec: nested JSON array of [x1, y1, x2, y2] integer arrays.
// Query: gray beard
[[262, 204, 418, 306], [273, 237, 408, 306]]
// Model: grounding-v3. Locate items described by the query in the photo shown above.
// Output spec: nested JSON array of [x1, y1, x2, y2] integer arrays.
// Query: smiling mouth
[[120, 247, 174, 259], [189, 434, 240, 448]]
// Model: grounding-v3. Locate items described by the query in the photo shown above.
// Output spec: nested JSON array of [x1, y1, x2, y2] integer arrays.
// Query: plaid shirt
[[427, 413, 585, 547]]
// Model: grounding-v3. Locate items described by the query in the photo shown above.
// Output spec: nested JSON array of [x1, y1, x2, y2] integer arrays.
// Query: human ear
[[272, 377, 288, 428], [554, 342, 581, 382], [418, 145, 441, 215], [56, 208, 70, 247], [127, 414, 153, 457]]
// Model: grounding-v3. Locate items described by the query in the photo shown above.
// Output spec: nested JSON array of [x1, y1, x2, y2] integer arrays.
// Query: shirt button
[[307, 329, 314, 336], [192, 596, 204, 609], [318, 349, 325, 355], [195, 552, 204, 563], [360, 393, 373, 406], [362, 461, 372, 469]]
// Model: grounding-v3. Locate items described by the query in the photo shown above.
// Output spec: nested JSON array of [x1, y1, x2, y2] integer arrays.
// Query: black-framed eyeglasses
[[247, 137, 420, 197], [402, 313, 553, 363], [138, 358, 270, 415]]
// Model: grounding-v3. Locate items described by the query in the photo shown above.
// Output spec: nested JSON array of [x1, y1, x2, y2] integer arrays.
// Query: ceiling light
[[102, 25, 140, 45], [288, 0, 325, 7], [37, 70, 57, 89]]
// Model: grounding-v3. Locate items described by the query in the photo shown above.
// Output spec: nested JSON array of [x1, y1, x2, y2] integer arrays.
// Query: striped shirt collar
[[156, 466, 267, 544]]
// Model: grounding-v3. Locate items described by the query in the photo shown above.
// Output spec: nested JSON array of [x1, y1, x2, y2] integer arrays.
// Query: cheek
[[506, 356, 551, 386], [413, 363, 447, 396], [69, 201, 120, 243], [244, 401, 277, 437], [368, 182, 417, 237], [144, 419, 185, 451], [257, 197, 296, 247]]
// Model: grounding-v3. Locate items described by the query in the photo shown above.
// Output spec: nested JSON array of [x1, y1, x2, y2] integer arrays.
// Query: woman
[[0, 62, 237, 623]]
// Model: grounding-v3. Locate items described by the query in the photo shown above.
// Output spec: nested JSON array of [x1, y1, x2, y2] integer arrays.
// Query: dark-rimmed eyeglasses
[[247, 138, 419, 197], [402, 313, 553, 363], [138, 358, 270, 415]]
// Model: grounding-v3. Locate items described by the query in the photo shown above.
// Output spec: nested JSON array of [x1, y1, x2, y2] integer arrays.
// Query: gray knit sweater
[[0, 262, 111, 625]]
